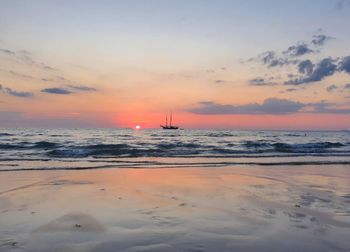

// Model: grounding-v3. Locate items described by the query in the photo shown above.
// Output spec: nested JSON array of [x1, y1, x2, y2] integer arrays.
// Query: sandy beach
[[1, 164, 350, 252]]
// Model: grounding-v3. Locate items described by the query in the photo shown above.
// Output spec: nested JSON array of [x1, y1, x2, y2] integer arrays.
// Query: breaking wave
[[0, 140, 346, 158]]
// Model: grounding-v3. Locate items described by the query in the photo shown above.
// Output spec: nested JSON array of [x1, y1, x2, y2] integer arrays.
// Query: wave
[[272, 142, 345, 153], [243, 140, 270, 148], [0, 140, 348, 158], [206, 132, 236, 137], [0, 133, 14, 137], [0, 141, 59, 150], [241, 141, 346, 152], [0, 144, 26, 149], [2, 152, 350, 164], [156, 142, 202, 149], [33, 141, 60, 148], [47, 144, 350, 158], [48, 144, 137, 158]]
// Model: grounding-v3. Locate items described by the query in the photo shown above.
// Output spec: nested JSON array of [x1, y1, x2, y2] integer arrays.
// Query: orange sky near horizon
[[111, 112, 350, 130]]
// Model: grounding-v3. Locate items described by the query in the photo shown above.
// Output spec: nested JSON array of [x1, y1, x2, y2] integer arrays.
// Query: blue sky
[[2, 0, 349, 58]]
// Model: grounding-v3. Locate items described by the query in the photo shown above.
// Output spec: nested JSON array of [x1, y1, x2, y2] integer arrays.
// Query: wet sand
[[1, 165, 350, 252]]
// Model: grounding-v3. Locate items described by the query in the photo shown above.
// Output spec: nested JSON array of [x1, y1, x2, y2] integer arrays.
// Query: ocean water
[[0, 128, 350, 171]]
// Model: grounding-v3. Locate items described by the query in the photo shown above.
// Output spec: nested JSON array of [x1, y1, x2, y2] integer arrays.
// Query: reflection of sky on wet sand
[[1, 165, 350, 251]]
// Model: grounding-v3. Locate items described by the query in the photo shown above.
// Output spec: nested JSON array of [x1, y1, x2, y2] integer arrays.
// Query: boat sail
[[160, 112, 179, 130]]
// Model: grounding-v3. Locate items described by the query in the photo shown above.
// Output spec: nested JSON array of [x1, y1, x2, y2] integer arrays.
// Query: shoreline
[[2, 155, 350, 173]]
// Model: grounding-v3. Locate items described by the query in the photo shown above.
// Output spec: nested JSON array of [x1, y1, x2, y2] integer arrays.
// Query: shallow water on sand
[[1, 165, 350, 252]]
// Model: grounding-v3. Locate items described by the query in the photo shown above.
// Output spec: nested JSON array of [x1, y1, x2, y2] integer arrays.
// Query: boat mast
[[170, 112, 172, 127], [166, 115, 168, 127]]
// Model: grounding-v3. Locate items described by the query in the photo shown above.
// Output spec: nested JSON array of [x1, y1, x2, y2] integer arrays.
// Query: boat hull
[[160, 125, 179, 130]]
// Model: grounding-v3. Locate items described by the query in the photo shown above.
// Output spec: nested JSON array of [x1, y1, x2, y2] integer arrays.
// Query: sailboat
[[160, 112, 179, 130]]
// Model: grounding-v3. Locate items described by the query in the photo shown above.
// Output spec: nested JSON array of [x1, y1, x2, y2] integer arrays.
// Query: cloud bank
[[188, 98, 350, 115]]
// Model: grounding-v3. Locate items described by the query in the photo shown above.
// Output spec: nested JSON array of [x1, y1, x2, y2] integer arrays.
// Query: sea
[[0, 128, 350, 171]]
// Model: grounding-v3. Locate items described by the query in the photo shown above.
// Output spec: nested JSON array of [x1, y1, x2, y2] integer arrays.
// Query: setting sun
[[135, 125, 141, 130]]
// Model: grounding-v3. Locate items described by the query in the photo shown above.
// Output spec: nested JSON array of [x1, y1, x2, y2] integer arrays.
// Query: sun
[[135, 125, 141, 130]]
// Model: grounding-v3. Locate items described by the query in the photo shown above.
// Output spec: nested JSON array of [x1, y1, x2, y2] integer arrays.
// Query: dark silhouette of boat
[[160, 112, 179, 130]]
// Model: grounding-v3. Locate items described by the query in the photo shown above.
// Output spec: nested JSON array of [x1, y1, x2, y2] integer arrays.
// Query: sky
[[0, 0, 350, 130]]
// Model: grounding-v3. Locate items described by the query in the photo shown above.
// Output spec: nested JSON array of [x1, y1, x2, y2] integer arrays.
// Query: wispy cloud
[[39, 75, 97, 93], [311, 34, 334, 46], [8, 70, 34, 79], [0, 47, 56, 71], [68, 85, 96, 91], [0, 48, 15, 55], [41, 76, 67, 82], [326, 84, 338, 92], [248, 51, 298, 68], [0, 83, 34, 98], [41, 84, 97, 95], [5, 87, 33, 97], [283, 43, 314, 57], [247, 34, 332, 69], [1, 66, 97, 95], [214, 80, 233, 84], [249, 77, 277, 86], [41, 88, 72, 95]]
